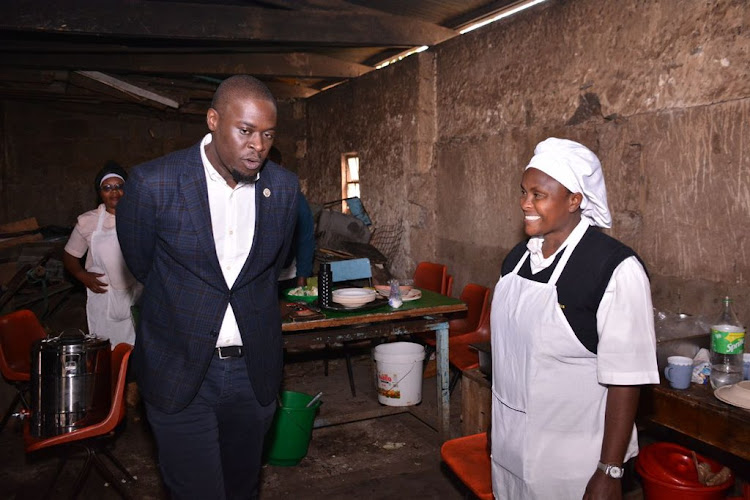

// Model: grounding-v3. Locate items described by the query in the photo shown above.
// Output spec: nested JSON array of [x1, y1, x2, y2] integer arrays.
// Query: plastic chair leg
[[68, 446, 95, 500], [92, 453, 133, 500], [0, 391, 22, 431], [102, 447, 137, 481]]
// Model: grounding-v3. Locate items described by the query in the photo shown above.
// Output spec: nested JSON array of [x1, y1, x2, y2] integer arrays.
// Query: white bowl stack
[[332, 288, 377, 307]]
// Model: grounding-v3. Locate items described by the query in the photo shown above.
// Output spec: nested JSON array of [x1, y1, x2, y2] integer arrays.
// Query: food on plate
[[287, 285, 318, 297]]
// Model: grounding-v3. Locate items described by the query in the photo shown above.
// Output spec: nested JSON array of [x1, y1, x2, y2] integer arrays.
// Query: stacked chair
[[413, 261, 449, 295], [0, 309, 48, 431], [414, 283, 491, 392]]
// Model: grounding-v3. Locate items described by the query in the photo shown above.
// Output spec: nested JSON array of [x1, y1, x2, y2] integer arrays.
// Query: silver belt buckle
[[217, 347, 230, 359]]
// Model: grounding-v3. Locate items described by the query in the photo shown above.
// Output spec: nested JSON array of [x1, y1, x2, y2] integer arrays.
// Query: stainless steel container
[[30, 329, 111, 437]]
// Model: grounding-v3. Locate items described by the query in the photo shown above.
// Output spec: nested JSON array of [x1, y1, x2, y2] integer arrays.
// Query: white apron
[[86, 207, 142, 348], [490, 238, 636, 499]]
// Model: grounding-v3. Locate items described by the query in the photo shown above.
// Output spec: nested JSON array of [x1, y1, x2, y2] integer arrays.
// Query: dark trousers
[[144, 353, 276, 500]]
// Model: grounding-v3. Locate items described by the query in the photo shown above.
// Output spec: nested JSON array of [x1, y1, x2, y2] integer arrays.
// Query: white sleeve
[[596, 256, 660, 385], [64, 223, 89, 259]]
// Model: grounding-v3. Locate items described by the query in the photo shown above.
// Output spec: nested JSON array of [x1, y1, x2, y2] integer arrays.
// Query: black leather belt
[[215, 346, 243, 359]]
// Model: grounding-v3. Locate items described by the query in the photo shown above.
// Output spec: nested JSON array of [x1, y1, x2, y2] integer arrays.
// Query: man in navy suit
[[117, 75, 299, 499]]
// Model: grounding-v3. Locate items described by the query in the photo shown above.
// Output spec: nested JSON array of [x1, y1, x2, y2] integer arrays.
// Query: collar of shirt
[[200, 133, 260, 186], [526, 218, 592, 274]]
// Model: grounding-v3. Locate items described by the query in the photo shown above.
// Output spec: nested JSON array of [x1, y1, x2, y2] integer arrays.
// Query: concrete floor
[[0, 290, 653, 499], [1, 344, 471, 500]]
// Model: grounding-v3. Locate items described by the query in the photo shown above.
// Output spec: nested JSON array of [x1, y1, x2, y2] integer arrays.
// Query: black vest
[[501, 226, 647, 354]]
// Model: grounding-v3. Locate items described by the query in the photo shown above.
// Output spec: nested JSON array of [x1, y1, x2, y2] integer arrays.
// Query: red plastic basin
[[636, 443, 734, 500]]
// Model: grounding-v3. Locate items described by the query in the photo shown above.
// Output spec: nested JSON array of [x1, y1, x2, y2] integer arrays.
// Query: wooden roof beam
[[1, 0, 457, 47], [1, 52, 373, 79]]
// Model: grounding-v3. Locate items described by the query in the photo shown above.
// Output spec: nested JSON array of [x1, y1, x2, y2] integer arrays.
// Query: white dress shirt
[[200, 133, 257, 348]]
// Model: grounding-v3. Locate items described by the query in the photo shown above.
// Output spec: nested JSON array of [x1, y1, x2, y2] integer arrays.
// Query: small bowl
[[374, 285, 413, 297], [284, 288, 317, 303]]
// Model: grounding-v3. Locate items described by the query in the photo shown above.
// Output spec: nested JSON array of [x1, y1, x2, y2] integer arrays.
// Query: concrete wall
[[303, 0, 750, 321], [0, 101, 206, 228], [0, 99, 305, 229]]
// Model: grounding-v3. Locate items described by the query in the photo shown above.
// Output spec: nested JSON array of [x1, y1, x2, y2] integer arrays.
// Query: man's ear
[[569, 192, 583, 213], [206, 108, 218, 132]]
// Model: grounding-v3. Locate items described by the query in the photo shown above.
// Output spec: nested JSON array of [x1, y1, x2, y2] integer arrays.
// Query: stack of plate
[[332, 288, 377, 307]]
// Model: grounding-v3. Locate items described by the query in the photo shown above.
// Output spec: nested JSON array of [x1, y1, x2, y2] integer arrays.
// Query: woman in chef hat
[[63, 161, 142, 348], [490, 138, 659, 499]]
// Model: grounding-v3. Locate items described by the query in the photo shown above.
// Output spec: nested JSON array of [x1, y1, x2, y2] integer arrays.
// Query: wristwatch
[[597, 461, 624, 479]]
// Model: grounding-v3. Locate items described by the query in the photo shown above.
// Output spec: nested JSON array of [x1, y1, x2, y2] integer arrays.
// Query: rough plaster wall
[[303, 54, 438, 278], [432, 0, 750, 321], [0, 100, 205, 227]]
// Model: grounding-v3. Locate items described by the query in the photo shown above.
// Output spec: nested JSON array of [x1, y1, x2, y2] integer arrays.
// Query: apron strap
[[511, 251, 530, 275]]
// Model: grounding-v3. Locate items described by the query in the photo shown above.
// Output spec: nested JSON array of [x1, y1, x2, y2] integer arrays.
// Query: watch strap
[[597, 461, 624, 478]]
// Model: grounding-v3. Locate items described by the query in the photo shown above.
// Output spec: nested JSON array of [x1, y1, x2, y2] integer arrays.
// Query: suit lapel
[[235, 173, 269, 286], [181, 147, 225, 281]]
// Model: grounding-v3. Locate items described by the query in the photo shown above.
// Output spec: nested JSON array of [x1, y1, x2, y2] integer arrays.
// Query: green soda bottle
[[709, 296, 745, 389]]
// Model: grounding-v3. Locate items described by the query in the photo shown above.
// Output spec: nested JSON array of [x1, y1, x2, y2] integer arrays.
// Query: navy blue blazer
[[116, 142, 299, 412]]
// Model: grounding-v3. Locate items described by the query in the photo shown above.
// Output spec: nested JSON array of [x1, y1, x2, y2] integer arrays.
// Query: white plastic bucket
[[372, 342, 425, 406]]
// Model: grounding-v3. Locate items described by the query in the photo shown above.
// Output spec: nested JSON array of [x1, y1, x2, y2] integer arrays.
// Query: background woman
[[490, 138, 659, 499], [63, 161, 142, 347]]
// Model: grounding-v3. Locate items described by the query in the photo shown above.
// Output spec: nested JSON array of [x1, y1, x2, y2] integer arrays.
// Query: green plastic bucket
[[263, 390, 322, 466]]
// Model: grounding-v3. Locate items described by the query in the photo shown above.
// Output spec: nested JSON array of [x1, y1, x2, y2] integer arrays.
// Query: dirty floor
[[1, 343, 474, 499]]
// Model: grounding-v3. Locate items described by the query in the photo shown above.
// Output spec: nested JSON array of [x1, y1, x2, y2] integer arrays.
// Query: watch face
[[609, 466, 623, 478]]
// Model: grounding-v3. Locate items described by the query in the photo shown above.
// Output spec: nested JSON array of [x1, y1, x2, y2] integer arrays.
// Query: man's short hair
[[211, 75, 277, 112]]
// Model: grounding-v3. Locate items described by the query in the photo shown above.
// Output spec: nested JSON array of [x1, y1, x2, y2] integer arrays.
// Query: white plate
[[332, 295, 376, 307], [402, 289, 422, 302], [714, 380, 750, 410], [332, 287, 376, 298]]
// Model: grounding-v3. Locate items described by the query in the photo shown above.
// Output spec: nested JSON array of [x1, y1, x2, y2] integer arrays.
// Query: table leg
[[435, 321, 450, 441]]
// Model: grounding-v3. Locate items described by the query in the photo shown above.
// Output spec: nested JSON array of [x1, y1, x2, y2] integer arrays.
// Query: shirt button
[[229, 230, 234, 235]]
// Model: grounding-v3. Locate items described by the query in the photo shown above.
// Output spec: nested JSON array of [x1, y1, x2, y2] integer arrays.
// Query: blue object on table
[[330, 258, 372, 283]]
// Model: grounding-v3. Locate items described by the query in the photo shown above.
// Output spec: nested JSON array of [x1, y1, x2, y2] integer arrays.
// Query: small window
[[341, 153, 360, 212]]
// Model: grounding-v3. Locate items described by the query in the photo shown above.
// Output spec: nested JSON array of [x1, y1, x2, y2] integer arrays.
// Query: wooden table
[[639, 381, 750, 462], [282, 289, 467, 440]]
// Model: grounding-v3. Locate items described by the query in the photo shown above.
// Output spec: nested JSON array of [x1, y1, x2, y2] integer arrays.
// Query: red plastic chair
[[24, 343, 136, 499], [441, 432, 493, 500], [0, 309, 48, 431], [413, 261, 448, 295], [415, 284, 490, 386], [416, 283, 490, 346]]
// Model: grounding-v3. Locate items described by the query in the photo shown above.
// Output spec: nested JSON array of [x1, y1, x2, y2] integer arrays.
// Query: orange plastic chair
[[413, 261, 448, 295], [416, 283, 490, 347], [441, 432, 493, 500], [415, 284, 490, 386], [0, 309, 48, 431], [447, 310, 491, 392], [24, 343, 135, 499]]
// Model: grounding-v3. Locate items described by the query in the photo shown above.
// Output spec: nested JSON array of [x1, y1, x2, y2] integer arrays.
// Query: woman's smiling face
[[520, 167, 582, 241], [100, 177, 124, 214]]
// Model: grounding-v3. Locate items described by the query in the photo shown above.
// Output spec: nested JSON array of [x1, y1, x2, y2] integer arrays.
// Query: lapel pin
[[263, 188, 271, 198]]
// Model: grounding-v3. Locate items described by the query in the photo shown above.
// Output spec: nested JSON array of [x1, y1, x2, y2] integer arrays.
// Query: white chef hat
[[525, 137, 612, 228]]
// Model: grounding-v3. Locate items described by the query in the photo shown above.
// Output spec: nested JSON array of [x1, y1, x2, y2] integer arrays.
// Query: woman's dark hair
[[94, 161, 128, 193], [94, 161, 128, 204]]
